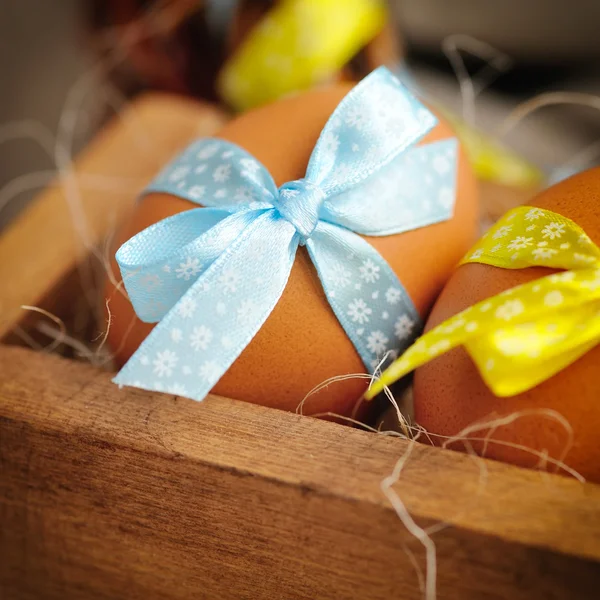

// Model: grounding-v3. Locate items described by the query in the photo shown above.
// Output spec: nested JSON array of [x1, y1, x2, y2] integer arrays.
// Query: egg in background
[[219, 0, 399, 111], [414, 167, 600, 481]]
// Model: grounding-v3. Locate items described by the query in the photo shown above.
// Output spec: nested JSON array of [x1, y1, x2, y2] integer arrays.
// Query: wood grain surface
[[0, 93, 226, 342], [1, 345, 600, 599]]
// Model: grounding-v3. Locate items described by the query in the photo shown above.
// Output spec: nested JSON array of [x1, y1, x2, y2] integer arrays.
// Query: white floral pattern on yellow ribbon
[[366, 206, 600, 399], [218, 0, 387, 111]]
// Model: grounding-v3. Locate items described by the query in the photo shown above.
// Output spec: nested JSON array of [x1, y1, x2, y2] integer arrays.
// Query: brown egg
[[414, 167, 600, 481], [105, 82, 478, 417], [224, 0, 402, 95]]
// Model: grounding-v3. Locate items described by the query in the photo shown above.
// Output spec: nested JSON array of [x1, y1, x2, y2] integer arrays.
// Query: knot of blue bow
[[275, 180, 325, 244], [114, 67, 459, 402]]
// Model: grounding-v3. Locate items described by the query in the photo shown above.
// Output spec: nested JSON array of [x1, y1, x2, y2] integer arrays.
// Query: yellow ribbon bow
[[218, 0, 387, 111], [367, 206, 600, 399]]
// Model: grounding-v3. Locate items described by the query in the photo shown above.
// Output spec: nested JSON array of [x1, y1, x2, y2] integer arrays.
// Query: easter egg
[[218, 0, 392, 111], [226, 0, 401, 80], [414, 167, 600, 481], [105, 82, 478, 417]]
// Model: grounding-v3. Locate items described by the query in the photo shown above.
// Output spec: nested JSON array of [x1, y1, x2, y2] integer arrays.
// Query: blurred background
[[1, 0, 600, 231]]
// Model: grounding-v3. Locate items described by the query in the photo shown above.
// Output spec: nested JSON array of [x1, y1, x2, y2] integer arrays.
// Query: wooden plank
[[1, 345, 599, 599], [0, 93, 227, 340]]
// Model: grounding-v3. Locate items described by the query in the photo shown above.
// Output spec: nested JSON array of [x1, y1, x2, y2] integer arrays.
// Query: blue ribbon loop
[[114, 67, 459, 400]]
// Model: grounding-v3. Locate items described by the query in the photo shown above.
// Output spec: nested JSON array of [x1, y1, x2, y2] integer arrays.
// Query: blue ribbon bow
[[114, 67, 458, 401]]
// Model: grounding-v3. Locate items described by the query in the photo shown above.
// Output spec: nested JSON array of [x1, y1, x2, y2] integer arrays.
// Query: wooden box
[[1, 93, 600, 600]]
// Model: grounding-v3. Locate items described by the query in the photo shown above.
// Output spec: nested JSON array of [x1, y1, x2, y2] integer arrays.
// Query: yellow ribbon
[[366, 206, 600, 399], [218, 0, 387, 111], [439, 110, 545, 189]]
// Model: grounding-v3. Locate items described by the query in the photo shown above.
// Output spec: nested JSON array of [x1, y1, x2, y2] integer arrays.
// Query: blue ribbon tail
[[114, 211, 299, 401], [306, 221, 422, 373], [116, 208, 261, 322]]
